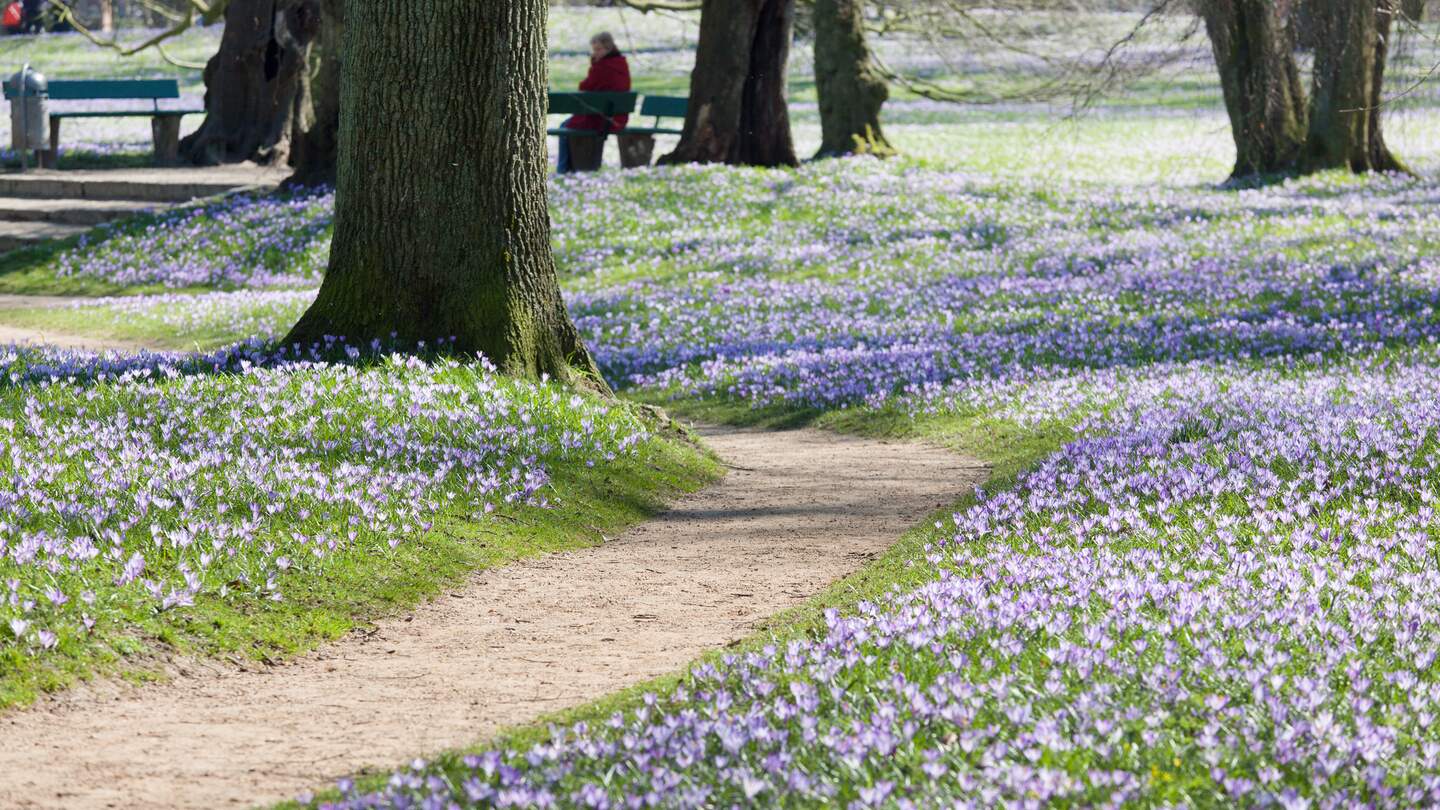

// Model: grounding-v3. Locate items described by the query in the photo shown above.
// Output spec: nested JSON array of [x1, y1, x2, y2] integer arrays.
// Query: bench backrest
[[547, 91, 636, 117], [4, 78, 182, 101], [639, 95, 687, 119]]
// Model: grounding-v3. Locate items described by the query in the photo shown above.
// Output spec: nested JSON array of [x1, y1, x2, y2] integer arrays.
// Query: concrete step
[[0, 220, 90, 253], [0, 197, 160, 226], [0, 166, 288, 203]]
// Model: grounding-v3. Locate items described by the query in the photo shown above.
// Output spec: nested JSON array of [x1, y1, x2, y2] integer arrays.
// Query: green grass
[[0, 404, 721, 710], [0, 304, 210, 348]]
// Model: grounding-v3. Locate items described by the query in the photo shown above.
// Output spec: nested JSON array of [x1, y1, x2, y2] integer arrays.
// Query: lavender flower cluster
[[54, 189, 332, 289], [0, 342, 647, 659], [554, 161, 1440, 410]]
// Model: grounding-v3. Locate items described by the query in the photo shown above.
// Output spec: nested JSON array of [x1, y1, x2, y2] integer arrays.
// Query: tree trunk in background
[[813, 0, 890, 158], [658, 0, 798, 167], [180, 0, 320, 166], [285, 0, 604, 388], [285, 0, 342, 187], [1302, 0, 1406, 173], [1200, 0, 1307, 178], [99, 0, 113, 32], [1401, 0, 1424, 20]]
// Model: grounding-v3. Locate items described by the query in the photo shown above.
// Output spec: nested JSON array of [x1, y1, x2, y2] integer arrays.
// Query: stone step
[[0, 166, 288, 203], [0, 220, 91, 253], [0, 197, 161, 226]]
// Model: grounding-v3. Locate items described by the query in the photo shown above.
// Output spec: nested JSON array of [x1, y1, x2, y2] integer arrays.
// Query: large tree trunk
[[180, 0, 320, 166], [284, 0, 603, 388], [813, 0, 890, 158], [1200, 0, 1307, 178], [285, 0, 342, 187], [1302, 0, 1407, 173], [657, 0, 798, 167]]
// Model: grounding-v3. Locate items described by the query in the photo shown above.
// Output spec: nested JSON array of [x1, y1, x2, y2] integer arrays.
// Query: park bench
[[547, 91, 637, 172], [615, 95, 687, 168], [3, 78, 203, 168]]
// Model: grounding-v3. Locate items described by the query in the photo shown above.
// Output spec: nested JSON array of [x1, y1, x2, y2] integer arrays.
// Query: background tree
[[285, 0, 603, 388], [179, 0, 319, 165], [1301, 0, 1407, 172], [285, 0, 341, 186], [813, 0, 892, 157], [1199, 0, 1307, 178], [658, 0, 799, 167]]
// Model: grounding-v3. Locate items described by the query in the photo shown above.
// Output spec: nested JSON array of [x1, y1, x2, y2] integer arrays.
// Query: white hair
[[591, 31, 617, 54]]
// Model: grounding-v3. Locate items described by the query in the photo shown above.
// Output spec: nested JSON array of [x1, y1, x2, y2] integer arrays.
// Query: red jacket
[[570, 52, 630, 132]]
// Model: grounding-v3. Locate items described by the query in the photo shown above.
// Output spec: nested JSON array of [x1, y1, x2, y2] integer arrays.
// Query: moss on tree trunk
[[284, 0, 604, 389], [813, 0, 890, 158], [181, 0, 320, 166], [1302, 0, 1407, 173], [658, 0, 798, 167], [1201, 0, 1307, 178]]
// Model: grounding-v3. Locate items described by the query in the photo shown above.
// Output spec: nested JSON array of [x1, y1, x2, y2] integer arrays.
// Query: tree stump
[[617, 134, 654, 168], [567, 134, 604, 171], [152, 116, 182, 165]]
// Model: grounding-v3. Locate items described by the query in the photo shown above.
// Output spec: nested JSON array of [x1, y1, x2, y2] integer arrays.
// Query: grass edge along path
[[0, 415, 721, 711], [286, 403, 1069, 808]]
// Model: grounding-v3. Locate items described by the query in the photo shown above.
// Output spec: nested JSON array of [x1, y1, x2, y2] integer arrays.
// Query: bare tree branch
[[43, 0, 224, 62]]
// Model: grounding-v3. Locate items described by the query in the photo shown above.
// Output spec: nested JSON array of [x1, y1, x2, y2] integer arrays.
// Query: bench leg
[[567, 134, 604, 172], [152, 116, 182, 165], [617, 134, 655, 169], [39, 117, 59, 169]]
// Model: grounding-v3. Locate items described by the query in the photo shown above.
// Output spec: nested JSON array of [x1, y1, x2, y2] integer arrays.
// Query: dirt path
[[0, 323, 151, 352], [0, 296, 159, 352], [0, 423, 987, 809]]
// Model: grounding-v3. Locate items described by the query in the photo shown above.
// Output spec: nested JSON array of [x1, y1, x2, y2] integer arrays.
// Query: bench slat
[[50, 109, 204, 119], [638, 95, 688, 119], [547, 91, 636, 117], [3, 78, 184, 101]]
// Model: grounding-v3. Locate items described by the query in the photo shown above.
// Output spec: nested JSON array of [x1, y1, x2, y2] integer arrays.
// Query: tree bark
[[180, 0, 320, 166], [1302, 0, 1407, 173], [1401, 0, 1424, 20], [657, 0, 798, 167], [1199, 0, 1307, 178], [284, 0, 604, 388], [285, 0, 341, 187], [813, 0, 890, 158], [99, 0, 113, 32]]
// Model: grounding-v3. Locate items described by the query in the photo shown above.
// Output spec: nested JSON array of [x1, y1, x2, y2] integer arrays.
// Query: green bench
[[546, 92, 687, 170], [3, 78, 204, 168], [547, 91, 635, 172]]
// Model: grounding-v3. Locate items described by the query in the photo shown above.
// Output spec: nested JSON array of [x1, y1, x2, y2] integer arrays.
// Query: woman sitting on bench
[[557, 32, 631, 174]]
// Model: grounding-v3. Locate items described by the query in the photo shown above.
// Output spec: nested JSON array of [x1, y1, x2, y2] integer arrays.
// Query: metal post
[[18, 63, 29, 172]]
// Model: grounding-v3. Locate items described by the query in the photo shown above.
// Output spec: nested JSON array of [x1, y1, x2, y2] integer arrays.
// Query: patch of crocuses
[[53, 188, 331, 289], [0, 341, 648, 662], [310, 160, 1440, 807]]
